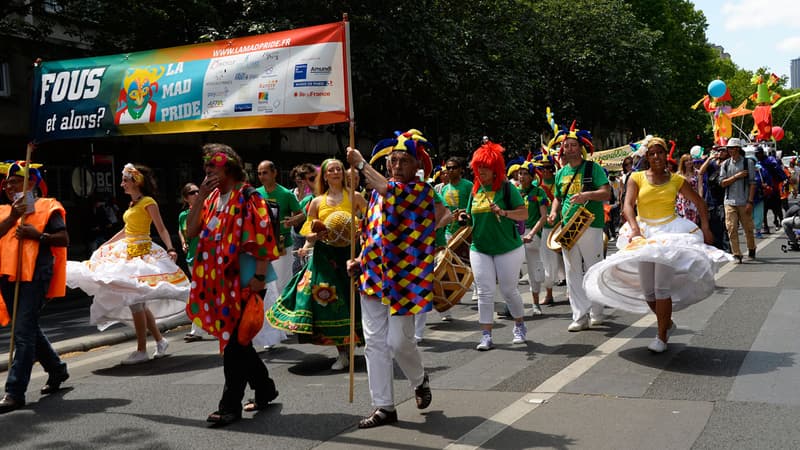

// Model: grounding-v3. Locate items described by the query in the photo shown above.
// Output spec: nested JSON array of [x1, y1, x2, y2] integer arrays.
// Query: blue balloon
[[708, 79, 727, 98]]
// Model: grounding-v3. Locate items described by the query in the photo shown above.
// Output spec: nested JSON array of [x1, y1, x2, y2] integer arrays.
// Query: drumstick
[[480, 180, 502, 222]]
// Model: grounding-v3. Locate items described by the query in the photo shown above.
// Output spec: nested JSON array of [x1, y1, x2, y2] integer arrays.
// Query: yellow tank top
[[299, 190, 353, 235], [632, 171, 684, 219], [123, 196, 156, 238]]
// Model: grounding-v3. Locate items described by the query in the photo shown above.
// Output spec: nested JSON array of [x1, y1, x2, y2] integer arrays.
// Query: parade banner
[[31, 22, 352, 142]]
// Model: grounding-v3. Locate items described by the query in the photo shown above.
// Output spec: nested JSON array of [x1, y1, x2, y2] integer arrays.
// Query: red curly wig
[[470, 140, 506, 194]]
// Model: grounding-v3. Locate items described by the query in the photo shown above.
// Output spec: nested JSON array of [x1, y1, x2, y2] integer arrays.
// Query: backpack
[[243, 186, 283, 251]]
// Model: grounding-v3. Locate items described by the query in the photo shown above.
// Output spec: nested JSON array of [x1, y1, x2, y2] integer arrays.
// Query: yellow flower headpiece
[[122, 163, 144, 186]]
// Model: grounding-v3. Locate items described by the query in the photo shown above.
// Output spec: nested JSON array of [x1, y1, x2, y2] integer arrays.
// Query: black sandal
[[358, 408, 398, 428], [243, 390, 279, 412], [206, 410, 241, 426], [414, 374, 432, 409]]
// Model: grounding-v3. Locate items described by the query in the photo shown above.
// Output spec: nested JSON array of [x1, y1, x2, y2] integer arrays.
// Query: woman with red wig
[[458, 139, 528, 350]]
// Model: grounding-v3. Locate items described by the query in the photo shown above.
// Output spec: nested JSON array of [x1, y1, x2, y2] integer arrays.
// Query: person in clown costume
[[546, 122, 612, 332], [0, 160, 70, 414], [67, 163, 189, 365], [584, 138, 730, 353], [346, 129, 451, 428], [184, 143, 281, 426]]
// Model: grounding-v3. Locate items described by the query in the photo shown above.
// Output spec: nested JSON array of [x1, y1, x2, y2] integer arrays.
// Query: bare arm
[[623, 175, 641, 238], [434, 201, 452, 230], [347, 147, 388, 196], [679, 179, 713, 244], [146, 203, 176, 257]]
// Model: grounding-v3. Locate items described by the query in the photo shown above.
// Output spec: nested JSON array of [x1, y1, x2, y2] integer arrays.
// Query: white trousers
[[524, 228, 545, 294], [470, 246, 525, 324], [273, 251, 293, 295], [540, 228, 563, 289], [361, 296, 425, 408], [562, 227, 605, 321]]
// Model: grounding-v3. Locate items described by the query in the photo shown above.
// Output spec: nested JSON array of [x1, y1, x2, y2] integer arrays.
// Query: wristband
[[252, 274, 266, 282], [167, 248, 176, 253]]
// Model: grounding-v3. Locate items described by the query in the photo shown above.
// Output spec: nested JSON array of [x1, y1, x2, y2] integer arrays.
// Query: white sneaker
[[512, 324, 527, 344], [567, 316, 589, 332], [476, 334, 493, 351], [121, 350, 149, 365], [440, 315, 452, 322], [153, 338, 169, 359], [648, 337, 667, 353], [331, 353, 349, 370], [531, 305, 543, 316], [414, 336, 423, 345], [589, 314, 604, 327]]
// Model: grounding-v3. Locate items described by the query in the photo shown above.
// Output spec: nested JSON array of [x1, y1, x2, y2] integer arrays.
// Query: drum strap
[[557, 160, 595, 201]]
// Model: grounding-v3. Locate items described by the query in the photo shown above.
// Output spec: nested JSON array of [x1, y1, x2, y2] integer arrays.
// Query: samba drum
[[447, 225, 472, 262], [546, 205, 595, 252], [432, 248, 474, 313]]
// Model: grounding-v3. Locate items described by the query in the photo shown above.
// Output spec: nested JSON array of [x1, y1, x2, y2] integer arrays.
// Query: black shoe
[[556, 279, 567, 286], [207, 410, 241, 426], [358, 408, 398, 429], [41, 368, 69, 395], [414, 374, 432, 409], [735, 255, 743, 264], [0, 394, 24, 414], [243, 390, 279, 412], [748, 249, 756, 260]]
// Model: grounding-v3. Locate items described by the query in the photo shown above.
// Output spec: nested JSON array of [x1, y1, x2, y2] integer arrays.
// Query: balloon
[[772, 126, 785, 141], [708, 79, 727, 98], [690, 145, 704, 159]]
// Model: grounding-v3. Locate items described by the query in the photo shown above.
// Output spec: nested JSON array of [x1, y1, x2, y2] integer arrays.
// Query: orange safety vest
[[0, 198, 67, 326]]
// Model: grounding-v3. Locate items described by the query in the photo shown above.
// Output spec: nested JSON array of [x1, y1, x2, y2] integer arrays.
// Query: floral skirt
[[584, 215, 732, 313], [67, 240, 190, 330], [266, 241, 362, 346]]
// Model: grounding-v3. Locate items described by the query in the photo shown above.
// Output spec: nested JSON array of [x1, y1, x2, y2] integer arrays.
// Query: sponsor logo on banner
[[294, 64, 307, 80], [234, 103, 253, 112], [207, 100, 224, 108], [293, 81, 329, 87], [258, 92, 269, 103], [310, 66, 332, 75]]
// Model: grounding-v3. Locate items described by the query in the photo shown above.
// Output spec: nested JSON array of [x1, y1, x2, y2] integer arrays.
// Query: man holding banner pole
[[346, 129, 450, 428], [0, 159, 70, 414]]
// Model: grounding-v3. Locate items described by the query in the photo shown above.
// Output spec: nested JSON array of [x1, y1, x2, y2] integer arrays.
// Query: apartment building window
[[0, 63, 10, 97]]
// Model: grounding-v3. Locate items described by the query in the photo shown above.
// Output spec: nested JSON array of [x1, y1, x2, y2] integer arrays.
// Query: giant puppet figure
[[692, 83, 750, 146], [749, 73, 800, 142]]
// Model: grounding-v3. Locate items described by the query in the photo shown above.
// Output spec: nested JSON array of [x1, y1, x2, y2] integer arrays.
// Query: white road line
[[445, 241, 745, 450]]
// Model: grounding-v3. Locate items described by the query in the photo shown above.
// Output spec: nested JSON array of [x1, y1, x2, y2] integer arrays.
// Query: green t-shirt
[[178, 209, 198, 265], [519, 182, 550, 235], [467, 181, 525, 255], [256, 184, 302, 246], [554, 161, 609, 228], [441, 178, 473, 235], [433, 190, 447, 247]]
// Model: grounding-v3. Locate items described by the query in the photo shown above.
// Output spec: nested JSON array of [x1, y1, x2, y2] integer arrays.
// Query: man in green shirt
[[256, 160, 304, 293], [547, 127, 610, 332], [439, 156, 475, 312]]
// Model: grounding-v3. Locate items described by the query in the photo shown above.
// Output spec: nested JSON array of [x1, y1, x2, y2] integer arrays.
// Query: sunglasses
[[445, 166, 459, 170], [306, 176, 316, 182], [187, 190, 200, 195]]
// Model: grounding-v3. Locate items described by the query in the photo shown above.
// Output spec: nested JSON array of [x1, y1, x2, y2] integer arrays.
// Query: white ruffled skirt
[[584, 215, 733, 313], [67, 240, 190, 330]]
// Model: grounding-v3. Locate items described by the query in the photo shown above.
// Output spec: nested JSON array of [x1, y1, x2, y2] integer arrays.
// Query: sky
[[692, 0, 800, 86]]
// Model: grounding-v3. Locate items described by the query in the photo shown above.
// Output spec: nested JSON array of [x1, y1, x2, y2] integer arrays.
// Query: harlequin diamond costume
[[67, 164, 189, 331], [352, 129, 437, 428]]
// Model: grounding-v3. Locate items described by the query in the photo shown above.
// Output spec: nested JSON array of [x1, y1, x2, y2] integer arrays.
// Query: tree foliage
[[8, 0, 793, 158]]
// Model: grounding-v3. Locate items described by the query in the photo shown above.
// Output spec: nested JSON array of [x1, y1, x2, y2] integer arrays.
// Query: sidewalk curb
[[0, 317, 190, 372]]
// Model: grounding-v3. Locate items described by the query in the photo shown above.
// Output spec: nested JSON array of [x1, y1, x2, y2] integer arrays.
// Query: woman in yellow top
[[584, 138, 731, 353], [267, 158, 367, 370], [67, 164, 190, 365]]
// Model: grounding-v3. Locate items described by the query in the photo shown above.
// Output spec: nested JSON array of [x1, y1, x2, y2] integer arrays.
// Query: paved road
[[1, 232, 799, 449]]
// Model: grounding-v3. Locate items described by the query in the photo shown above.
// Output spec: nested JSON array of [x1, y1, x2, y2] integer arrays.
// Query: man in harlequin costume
[[546, 122, 611, 332], [0, 159, 70, 413], [346, 129, 451, 428], [185, 143, 281, 426]]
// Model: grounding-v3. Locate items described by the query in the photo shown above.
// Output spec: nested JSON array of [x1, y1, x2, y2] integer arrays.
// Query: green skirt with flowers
[[266, 241, 362, 346]]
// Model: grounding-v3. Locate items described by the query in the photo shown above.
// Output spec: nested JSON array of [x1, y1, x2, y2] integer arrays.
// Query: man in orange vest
[[0, 161, 69, 414]]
